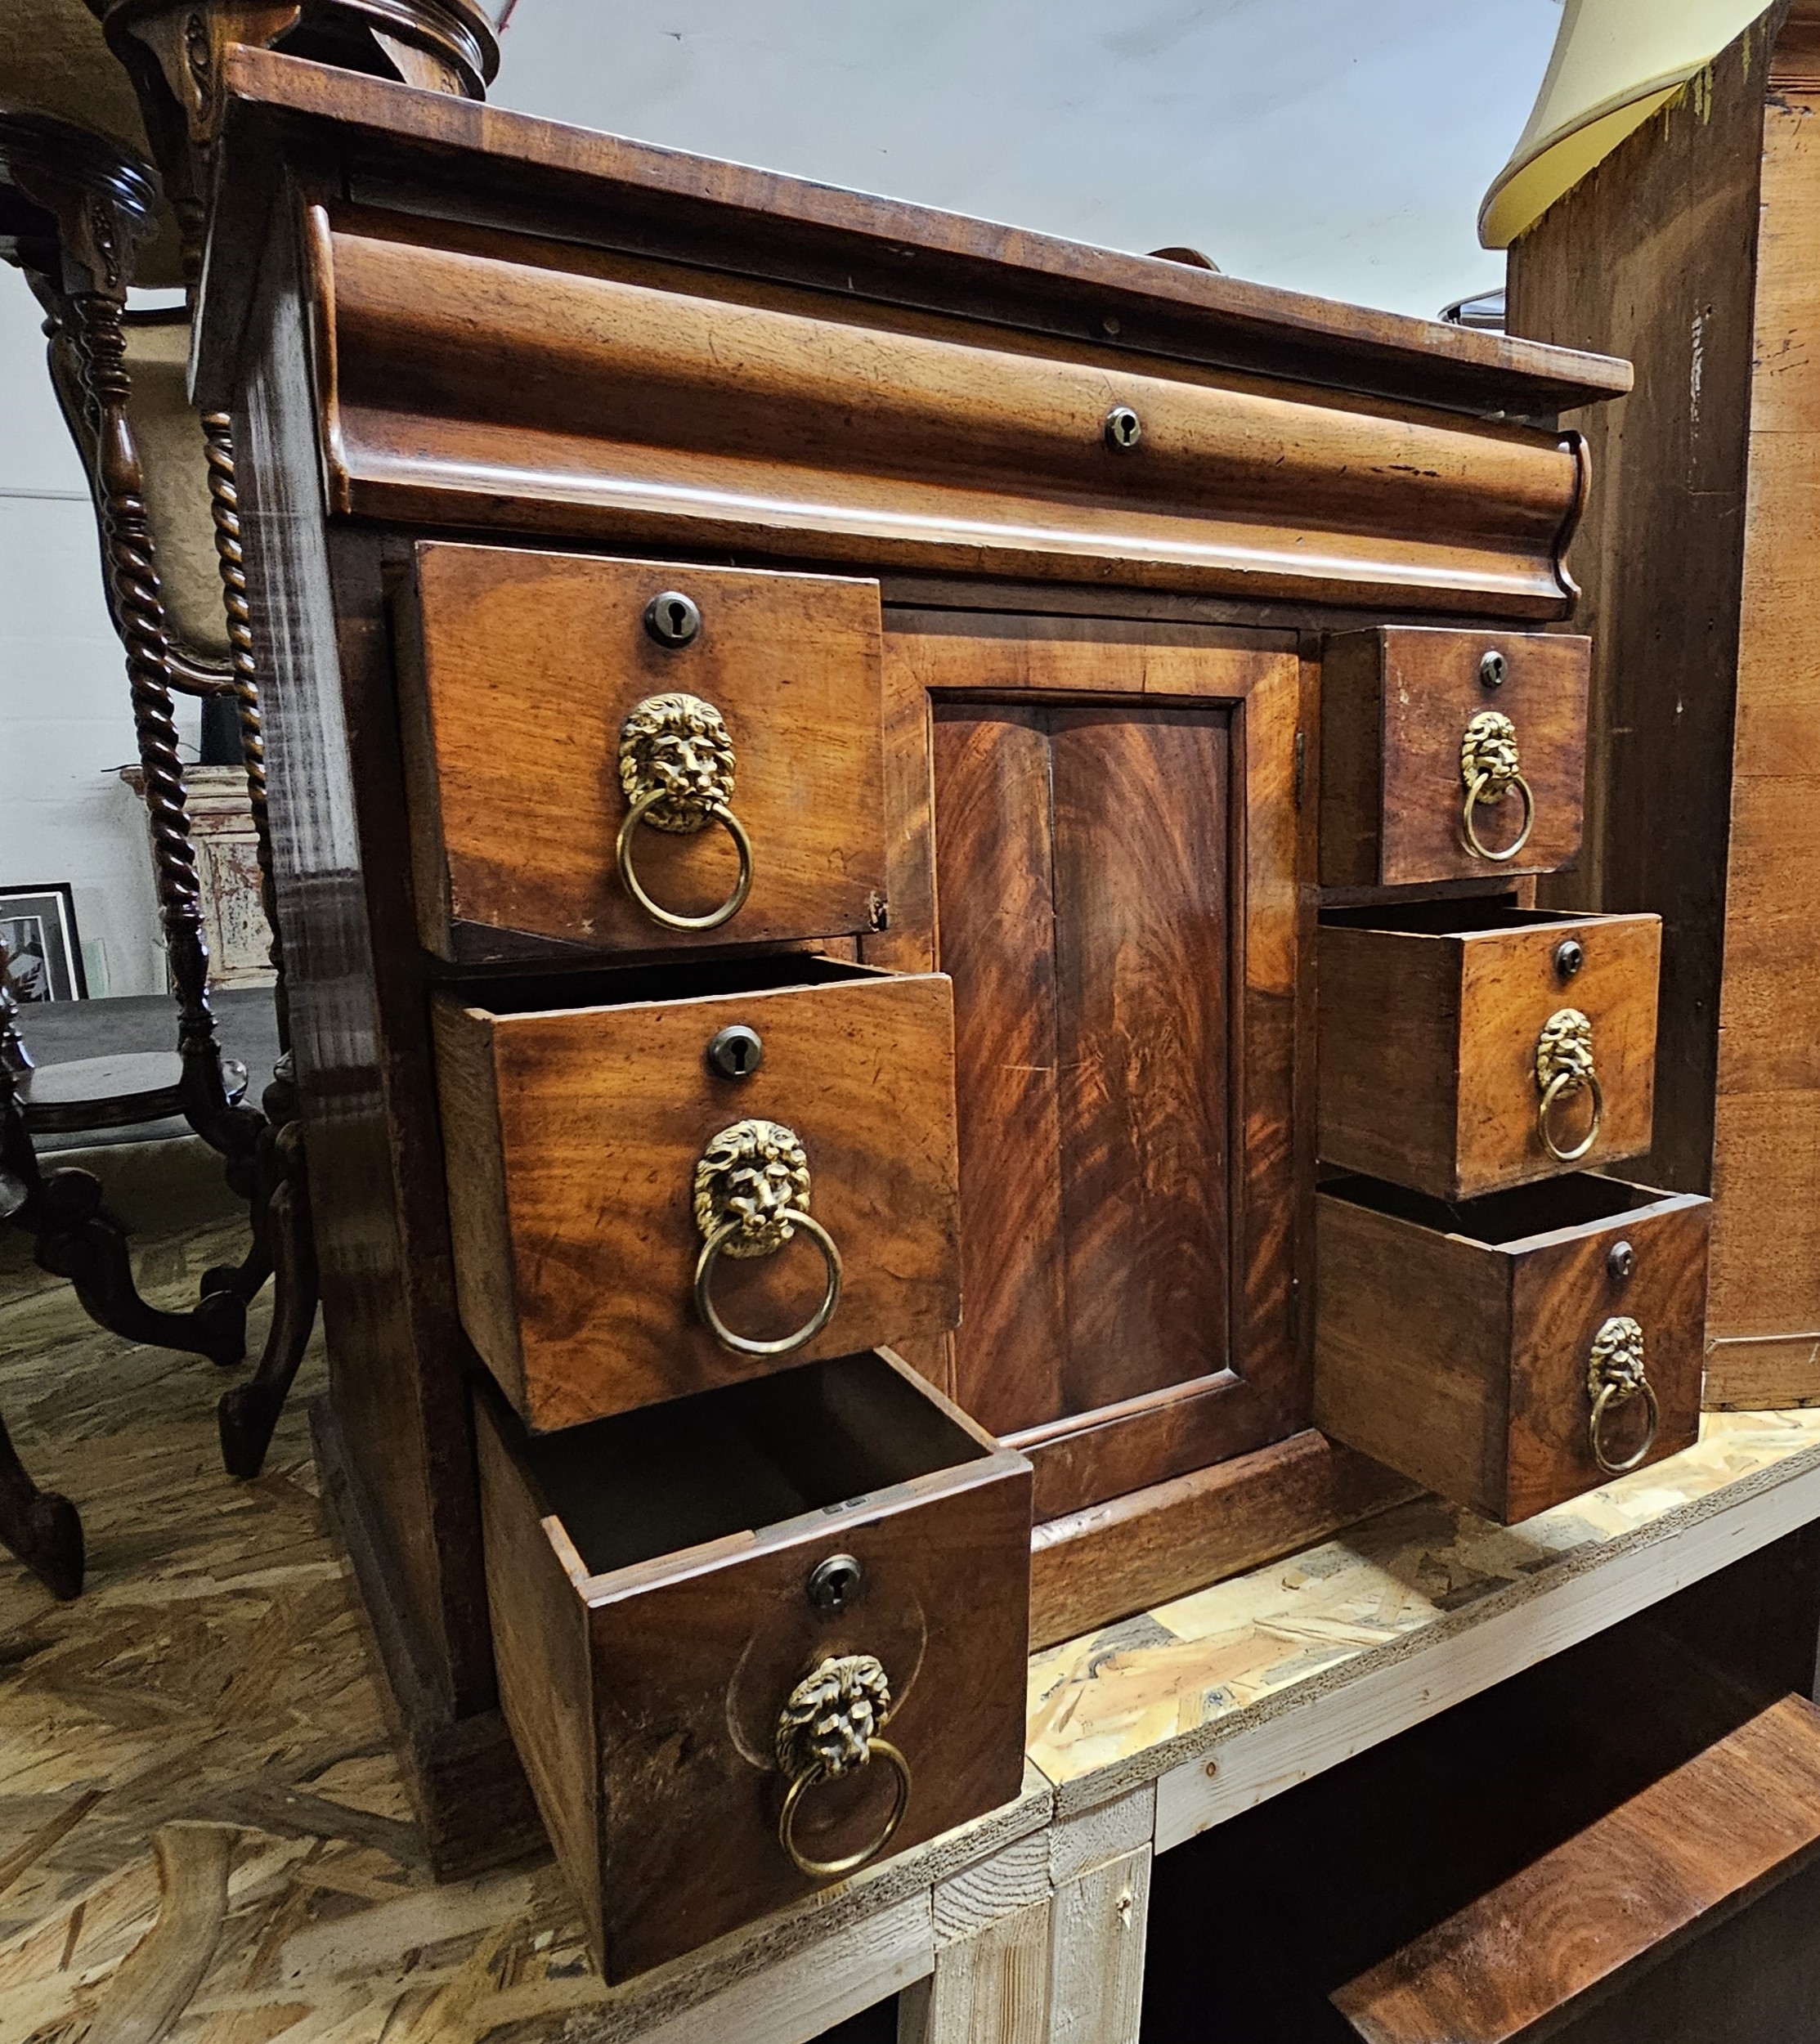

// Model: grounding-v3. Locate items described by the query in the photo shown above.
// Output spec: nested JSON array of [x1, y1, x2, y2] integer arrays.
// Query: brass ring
[[1461, 770, 1535, 862], [778, 1737, 912, 1880], [1538, 1067, 1604, 1163], [695, 1210, 843, 1356], [616, 790, 754, 931], [1589, 1375, 1660, 1477]]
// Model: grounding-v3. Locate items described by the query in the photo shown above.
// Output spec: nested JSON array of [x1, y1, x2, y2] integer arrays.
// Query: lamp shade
[[1481, 0, 1774, 249]]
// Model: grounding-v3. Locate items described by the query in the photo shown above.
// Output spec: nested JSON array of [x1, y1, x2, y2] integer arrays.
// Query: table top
[[5, 1214, 1820, 2041]]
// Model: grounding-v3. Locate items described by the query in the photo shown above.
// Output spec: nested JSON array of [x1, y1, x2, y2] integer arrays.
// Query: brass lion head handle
[[692, 1118, 843, 1356], [1587, 1313, 1659, 1476], [1460, 710, 1535, 863], [616, 692, 754, 930], [774, 1652, 912, 1880], [1535, 1006, 1604, 1163]]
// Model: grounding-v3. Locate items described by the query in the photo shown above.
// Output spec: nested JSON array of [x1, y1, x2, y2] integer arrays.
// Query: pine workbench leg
[[1042, 1786, 1154, 2044], [899, 1834, 1052, 2043]]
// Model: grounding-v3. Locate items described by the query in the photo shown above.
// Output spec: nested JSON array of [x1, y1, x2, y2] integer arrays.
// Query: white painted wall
[[0, 276, 195, 1000], [491, 0, 1567, 320]]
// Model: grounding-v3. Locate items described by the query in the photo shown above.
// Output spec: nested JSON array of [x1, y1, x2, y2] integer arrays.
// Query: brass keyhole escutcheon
[[1587, 1314, 1659, 1476], [692, 1118, 843, 1356], [1535, 1007, 1604, 1163], [616, 693, 754, 930], [1459, 710, 1535, 862], [774, 1652, 911, 1880]]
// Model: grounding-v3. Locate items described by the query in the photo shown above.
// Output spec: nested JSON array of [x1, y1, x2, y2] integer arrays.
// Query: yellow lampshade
[[1481, 0, 1775, 248]]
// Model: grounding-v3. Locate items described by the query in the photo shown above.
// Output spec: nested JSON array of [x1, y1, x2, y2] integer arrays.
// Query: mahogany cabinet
[[194, 44, 1646, 1930]]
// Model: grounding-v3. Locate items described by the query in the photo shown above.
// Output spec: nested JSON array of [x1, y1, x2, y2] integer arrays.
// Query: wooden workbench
[[6, 1218, 1820, 2044]]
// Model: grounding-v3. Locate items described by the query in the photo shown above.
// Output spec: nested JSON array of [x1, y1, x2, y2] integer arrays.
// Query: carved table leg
[[0, 1410, 83, 1602], [217, 1107, 316, 1479]]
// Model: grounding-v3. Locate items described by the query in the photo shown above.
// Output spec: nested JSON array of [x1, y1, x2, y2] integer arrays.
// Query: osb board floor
[[1027, 1406, 1820, 1793], [6, 1218, 1820, 2042]]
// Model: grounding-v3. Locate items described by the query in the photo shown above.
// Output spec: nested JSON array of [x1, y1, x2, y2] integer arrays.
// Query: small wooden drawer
[[1319, 902, 1661, 1199], [397, 542, 887, 961], [1314, 1172, 1708, 1522], [475, 1349, 1032, 1981], [1320, 626, 1589, 886], [435, 957, 961, 1430]]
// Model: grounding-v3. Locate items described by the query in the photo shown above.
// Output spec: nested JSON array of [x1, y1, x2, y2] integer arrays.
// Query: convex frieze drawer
[[397, 543, 887, 961], [1321, 626, 1589, 887], [1314, 1172, 1707, 1522], [1319, 903, 1661, 1199], [474, 1349, 1032, 1981], [434, 957, 960, 1429]]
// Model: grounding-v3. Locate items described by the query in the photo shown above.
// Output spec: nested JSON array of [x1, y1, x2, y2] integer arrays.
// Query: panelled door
[[865, 612, 1308, 1522]]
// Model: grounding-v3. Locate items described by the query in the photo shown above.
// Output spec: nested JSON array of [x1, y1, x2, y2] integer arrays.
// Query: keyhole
[[643, 589, 702, 648], [707, 1024, 764, 1080], [1104, 404, 1142, 450]]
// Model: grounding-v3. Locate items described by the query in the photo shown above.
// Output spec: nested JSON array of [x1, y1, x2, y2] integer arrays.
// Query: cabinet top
[[199, 47, 1629, 424]]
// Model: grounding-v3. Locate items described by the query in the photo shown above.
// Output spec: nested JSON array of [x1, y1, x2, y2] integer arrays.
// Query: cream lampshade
[[1481, 0, 1775, 248]]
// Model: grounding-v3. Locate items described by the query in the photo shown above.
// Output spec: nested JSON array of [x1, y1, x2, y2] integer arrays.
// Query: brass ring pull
[[1460, 710, 1536, 863], [776, 1654, 912, 1880], [617, 692, 755, 931], [1535, 1008, 1604, 1163], [693, 1119, 844, 1356], [1587, 1314, 1660, 1476]]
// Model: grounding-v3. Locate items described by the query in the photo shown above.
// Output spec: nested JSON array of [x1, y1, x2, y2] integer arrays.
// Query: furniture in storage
[[195, 46, 1649, 1934], [1506, 0, 1820, 1409]]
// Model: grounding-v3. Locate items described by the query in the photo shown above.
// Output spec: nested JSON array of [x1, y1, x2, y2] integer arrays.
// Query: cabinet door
[[867, 613, 1307, 1521]]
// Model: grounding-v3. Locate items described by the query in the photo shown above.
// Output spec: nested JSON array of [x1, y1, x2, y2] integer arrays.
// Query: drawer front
[[1314, 1176, 1708, 1522], [1321, 626, 1589, 886], [473, 1356, 1032, 1981], [398, 543, 887, 960], [1319, 909, 1661, 1199], [436, 971, 961, 1429]]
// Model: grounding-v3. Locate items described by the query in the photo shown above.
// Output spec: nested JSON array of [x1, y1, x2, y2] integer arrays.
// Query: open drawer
[[1314, 1172, 1708, 1522], [474, 1347, 1032, 1982], [1319, 901, 1661, 1199], [434, 955, 960, 1430]]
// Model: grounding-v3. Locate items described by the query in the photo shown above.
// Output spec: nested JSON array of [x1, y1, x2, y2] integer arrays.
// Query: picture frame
[[0, 884, 88, 1002]]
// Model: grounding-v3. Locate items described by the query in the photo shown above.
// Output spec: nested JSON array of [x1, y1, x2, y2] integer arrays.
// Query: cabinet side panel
[[238, 209, 495, 1715], [1507, 28, 1768, 1196]]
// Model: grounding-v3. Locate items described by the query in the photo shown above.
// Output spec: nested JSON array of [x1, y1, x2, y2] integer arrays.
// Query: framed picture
[[0, 884, 87, 1002]]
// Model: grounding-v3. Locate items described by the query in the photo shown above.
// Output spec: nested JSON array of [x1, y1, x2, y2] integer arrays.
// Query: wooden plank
[[930, 706, 1068, 1434], [899, 1902, 1051, 2044], [203, 48, 1632, 424], [1047, 1787, 1156, 1888], [1046, 1846, 1150, 2044], [1029, 1430, 1416, 1650], [931, 1836, 1052, 1947], [1049, 706, 1231, 1414], [1154, 1444, 1820, 1852], [1333, 1692, 1820, 2044], [626, 1893, 932, 2044]]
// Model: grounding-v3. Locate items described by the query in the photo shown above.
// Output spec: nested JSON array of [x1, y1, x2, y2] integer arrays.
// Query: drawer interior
[[1320, 899, 1589, 937], [1320, 1171, 1661, 1246], [504, 1351, 992, 1580], [444, 951, 880, 1022]]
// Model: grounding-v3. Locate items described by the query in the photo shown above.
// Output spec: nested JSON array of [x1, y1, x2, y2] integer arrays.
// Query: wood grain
[[434, 966, 962, 1429], [1320, 628, 1589, 887], [1315, 1177, 1707, 1522], [1319, 905, 1661, 1199], [1027, 1429, 1418, 1651], [397, 544, 887, 961], [1508, 10, 1820, 1404], [908, 618, 1302, 1532], [473, 1351, 1031, 1981], [1046, 1845, 1149, 2044], [1334, 1692, 1820, 2044]]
